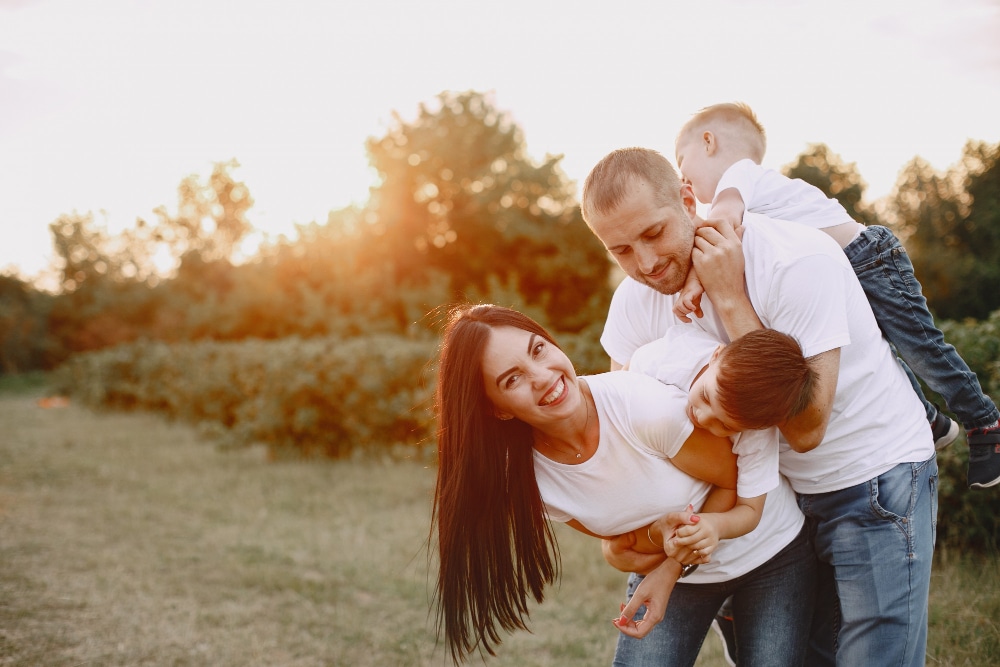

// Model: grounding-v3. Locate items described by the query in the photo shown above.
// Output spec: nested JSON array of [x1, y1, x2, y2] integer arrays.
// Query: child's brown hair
[[715, 329, 815, 429]]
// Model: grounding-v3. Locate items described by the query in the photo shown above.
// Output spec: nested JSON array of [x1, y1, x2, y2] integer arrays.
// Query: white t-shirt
[[714, 158, 853, 231], [601, 214, 934, 494], [629, 325, 780, 500], [535, 371, 803, 584]]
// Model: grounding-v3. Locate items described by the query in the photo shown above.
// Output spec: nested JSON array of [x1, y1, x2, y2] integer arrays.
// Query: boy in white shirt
[[674, 102, 1000, 490], [628, 326, 815, 561]]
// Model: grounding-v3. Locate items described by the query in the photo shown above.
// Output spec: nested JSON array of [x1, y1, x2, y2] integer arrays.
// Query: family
[[430, 103, 1000, 666]]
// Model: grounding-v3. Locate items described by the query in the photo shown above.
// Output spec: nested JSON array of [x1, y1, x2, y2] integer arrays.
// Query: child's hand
[[673, 271, 705, 322], [668, 513, 721, 564]]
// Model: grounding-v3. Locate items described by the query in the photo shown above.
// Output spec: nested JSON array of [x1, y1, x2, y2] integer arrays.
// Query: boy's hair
[[581, 147, 683, 224], [714, 329, 815, 429], [678, 102, 767, 163]]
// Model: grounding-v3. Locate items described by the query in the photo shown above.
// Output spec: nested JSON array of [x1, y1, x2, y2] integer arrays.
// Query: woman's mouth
[[539, 377, 566, 406]]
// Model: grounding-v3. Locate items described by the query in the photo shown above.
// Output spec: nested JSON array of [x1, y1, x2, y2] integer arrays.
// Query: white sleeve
[[731, 428, 780, 499], [711, 159, 765, 212], [601, 279, 678, 367], [627, 374, 694, 459]]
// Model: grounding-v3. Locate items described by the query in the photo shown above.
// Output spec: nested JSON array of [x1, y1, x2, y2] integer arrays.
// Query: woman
[[431, 304, 815, 666]]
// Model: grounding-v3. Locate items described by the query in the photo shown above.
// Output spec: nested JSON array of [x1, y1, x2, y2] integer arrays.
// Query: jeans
[[798, 455, 939, 667], [612, 525, 815, 667], [844, 225, 999, 430]]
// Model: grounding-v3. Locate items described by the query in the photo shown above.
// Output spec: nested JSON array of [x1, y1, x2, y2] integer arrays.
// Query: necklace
[[538, 389, 592, 460]]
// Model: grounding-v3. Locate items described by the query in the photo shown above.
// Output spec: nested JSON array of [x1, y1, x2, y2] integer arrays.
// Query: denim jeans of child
[[799, 455, 938, 667], [612, 524, 815, 667], [844, 225, 999, 430]]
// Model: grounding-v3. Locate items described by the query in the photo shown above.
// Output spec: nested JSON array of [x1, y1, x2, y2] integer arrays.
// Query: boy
[[674, 102, 1000, 489], [628, 326, 816, 560]]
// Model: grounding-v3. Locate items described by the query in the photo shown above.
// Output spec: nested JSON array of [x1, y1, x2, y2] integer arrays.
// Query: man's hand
[[602, 532, 666, 576], [693, 218, 763, 340]]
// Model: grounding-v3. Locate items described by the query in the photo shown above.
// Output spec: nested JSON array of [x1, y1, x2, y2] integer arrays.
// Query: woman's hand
[[612, 558, 683, 639]]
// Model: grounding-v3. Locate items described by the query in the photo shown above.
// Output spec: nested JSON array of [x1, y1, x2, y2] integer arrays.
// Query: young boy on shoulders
[[674, 102, 1000, 489]]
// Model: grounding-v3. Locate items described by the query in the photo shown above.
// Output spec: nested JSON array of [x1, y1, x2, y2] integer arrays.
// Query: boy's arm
[[707, 187, 746, 230]]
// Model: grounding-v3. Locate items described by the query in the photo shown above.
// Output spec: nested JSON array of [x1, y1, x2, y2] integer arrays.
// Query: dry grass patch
[[0, 384, 993, 666]]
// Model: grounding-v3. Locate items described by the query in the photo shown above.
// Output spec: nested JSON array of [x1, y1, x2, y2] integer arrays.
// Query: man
[[581, 147, 937, 667]]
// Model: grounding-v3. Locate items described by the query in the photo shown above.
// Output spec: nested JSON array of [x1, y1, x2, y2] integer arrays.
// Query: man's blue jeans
[[612, 525, 815, 667], [844, 225, 999, 430], [799, 455, 939, 667]]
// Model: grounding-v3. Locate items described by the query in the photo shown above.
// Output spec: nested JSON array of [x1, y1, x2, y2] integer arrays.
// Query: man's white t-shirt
[[601, 214, 934, 494], [628, 325, 780, 500], [714, 158, 853, 231], [534, 371, 803, 584]]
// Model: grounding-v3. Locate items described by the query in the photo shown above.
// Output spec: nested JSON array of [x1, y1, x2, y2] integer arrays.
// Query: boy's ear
[[709, 343, 725, 362], [702, 131, 718, 156]]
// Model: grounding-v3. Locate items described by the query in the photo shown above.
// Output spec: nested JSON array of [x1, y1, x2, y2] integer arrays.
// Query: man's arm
[[692, 218, 842, 452], [778, 348, 839, 452]]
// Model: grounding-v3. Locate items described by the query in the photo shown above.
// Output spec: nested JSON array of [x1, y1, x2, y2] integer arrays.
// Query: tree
[[782, 143, 880, 226], [361, 91, 612, 331], [888, 141, 1000, 320], [146, 159, 254, 268]]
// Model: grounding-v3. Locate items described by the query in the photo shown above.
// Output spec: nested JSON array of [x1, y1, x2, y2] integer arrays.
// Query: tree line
[[2, 91, 999, 375]]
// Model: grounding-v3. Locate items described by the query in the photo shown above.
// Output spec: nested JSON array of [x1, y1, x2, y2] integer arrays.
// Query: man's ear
[[680, 182, 699, 218], [702, 131, 718, 156]]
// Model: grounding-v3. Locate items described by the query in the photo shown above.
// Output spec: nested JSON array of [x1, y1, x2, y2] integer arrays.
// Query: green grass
[[0, 387, 996, 666]]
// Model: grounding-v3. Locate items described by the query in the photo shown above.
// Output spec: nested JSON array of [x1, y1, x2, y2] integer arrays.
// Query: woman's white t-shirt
[[534, 371, 803, 584]]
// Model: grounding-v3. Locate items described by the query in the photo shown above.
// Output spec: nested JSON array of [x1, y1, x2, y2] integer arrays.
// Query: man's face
[[587, 177, 697, 296]]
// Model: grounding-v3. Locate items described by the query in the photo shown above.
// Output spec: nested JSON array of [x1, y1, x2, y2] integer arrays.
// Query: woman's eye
[[532, 342, 545, 357], [504, 375, 519, 389]]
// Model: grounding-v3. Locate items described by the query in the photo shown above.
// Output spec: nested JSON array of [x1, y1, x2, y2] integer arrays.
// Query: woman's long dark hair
[[431, 304, 562, 663]]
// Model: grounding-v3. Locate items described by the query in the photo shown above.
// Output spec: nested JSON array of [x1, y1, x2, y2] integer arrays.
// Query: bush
[[55, 335, 438, 459], [929, 310, 1000, 552]]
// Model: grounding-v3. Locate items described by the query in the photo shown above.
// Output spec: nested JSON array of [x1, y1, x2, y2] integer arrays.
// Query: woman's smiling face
[[480, 325, 580, 426]]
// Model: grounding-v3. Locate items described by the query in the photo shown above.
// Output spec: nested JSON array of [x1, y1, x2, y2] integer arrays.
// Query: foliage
[[888, 140, 1000, 320], [0, 273, 57, 374], [924, 309, 1000, 552], [362, 90, 612, 332], [781, 143, 882, 226], [54, 334, 440, 459]]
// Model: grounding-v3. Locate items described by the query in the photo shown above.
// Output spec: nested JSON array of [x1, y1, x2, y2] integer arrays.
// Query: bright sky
[[2, 0, 999, 287]]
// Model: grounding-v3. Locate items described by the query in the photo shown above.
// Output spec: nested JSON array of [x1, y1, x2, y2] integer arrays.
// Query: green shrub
[[55, 335, 438, 459], [929, 310, 1000, 552]]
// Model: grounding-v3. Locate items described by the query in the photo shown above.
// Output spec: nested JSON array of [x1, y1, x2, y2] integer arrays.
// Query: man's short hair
[[581, 147, 683, 225]]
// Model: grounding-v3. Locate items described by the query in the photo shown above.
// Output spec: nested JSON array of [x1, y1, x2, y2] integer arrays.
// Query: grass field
[[1, 378, 998, 666]]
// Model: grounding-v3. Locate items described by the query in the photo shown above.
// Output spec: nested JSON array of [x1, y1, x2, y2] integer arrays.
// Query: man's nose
[[635, 244, 659, 274]]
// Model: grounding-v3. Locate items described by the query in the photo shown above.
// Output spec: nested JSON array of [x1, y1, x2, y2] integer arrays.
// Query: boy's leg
[[804, 456, 938, 667], [843, 226, 999, 432]]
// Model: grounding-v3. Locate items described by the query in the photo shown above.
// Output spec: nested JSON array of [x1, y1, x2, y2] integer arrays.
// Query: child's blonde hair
[[678, 102, 767, 163]]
